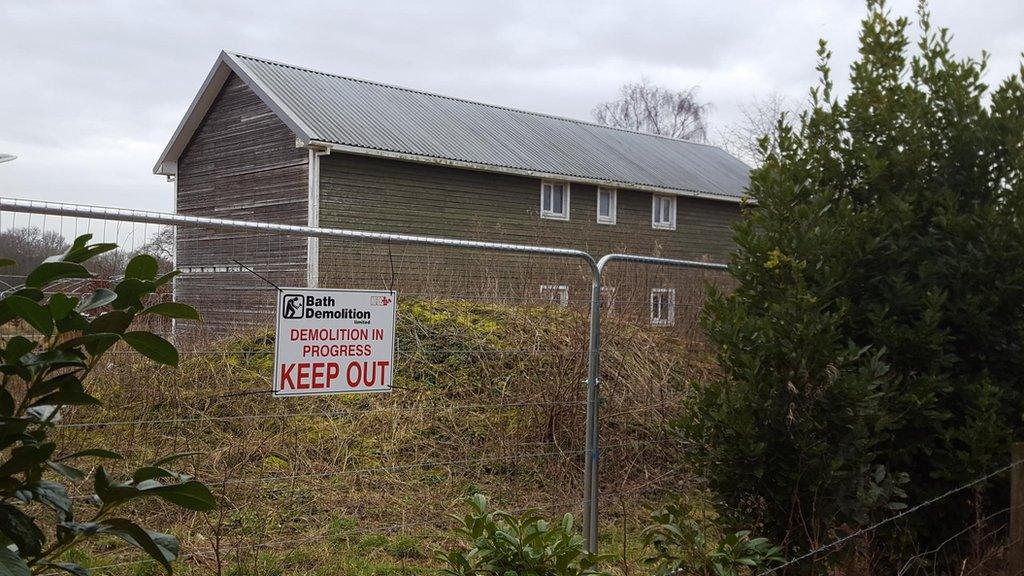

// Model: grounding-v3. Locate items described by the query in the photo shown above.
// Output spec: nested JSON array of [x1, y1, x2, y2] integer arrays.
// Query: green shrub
[[689, 0, 1024, 570], [436, 494, 609, 576], [640, 499, 782, 576], [0, 234, 214, 575]]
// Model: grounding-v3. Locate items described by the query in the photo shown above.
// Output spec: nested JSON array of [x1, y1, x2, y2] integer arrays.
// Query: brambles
[[0, 234, 214, 575]]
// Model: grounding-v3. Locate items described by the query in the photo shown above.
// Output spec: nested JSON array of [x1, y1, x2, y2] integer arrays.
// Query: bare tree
[[137, 226, 175, 271], [592, 78, 709, 142], [715, 93, 800, 167], [0, 227, 69, 284]]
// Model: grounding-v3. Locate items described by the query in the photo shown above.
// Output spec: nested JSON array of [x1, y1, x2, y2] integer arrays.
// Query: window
[[652, 194, 676, 230], [596, 187, 617, 224], [650, 288, 675, 326], [600, 286, 617, 312], [179, 265, 245, 274], [541, 181, 570, 220], [540, 284, 570, 307]]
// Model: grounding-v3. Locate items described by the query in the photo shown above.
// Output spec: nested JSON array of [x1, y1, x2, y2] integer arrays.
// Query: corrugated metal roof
[[159, 52, 750, 200]]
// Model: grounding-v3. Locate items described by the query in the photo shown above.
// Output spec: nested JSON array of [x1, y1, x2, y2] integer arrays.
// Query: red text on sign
[[279, 360, 391, 390]]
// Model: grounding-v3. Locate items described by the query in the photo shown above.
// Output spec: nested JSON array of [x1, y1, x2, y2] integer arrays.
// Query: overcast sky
[[0, 0, 1021, 213]]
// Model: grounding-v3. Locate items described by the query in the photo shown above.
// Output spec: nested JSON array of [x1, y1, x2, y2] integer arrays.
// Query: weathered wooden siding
[[318, 153, 737, 260], [316, 153, 739, 338], [174, 73, 307, 331]]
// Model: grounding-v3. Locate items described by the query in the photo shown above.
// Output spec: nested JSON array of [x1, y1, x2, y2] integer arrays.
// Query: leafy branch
[[0, 234, 214, 576]]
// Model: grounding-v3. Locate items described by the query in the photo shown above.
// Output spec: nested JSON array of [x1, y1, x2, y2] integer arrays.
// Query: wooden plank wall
[[316, 153, 740, 340], [174, 73, 308, 332]]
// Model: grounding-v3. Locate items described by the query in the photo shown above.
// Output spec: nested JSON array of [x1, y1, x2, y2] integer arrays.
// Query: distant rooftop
[[155, 51, 750, 202]]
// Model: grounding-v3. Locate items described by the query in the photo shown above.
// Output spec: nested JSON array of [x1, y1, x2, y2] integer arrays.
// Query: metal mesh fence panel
[[0, 199, 732, 574]]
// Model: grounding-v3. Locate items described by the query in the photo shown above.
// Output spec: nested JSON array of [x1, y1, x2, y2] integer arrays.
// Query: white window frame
[[179, 265, 246, 274], [540, 284, 570, 307], [596, 187, 617, 225], [650, 288, 676, 326], [651, 194, 677, 230], [600, 286, 617, 312], [540, 181, 571, 221]]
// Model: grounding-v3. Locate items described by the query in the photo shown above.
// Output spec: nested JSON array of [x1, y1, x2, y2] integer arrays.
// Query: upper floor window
[[541, 181, 570, 220], [650, 288, 676, 326], [652, 194, 676, 230], [596, 187, 617, 224]]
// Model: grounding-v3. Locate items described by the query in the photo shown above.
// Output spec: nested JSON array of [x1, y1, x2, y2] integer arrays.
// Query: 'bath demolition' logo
[[282, 294, 304, 318], [281, 293, 374, 324]]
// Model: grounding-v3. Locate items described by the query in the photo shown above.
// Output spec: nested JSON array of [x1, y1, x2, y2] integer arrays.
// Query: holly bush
[[0, 234, 214, 575]]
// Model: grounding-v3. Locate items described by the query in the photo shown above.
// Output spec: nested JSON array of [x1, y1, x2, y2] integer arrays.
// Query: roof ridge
[[226, 51, 726, 151]]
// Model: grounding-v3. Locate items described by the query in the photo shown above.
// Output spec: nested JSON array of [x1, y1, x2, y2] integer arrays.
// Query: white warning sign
[[273, 288, 396, 396]]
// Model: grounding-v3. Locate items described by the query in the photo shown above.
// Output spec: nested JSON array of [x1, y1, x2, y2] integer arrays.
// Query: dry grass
[[49, 297, 714, 575]]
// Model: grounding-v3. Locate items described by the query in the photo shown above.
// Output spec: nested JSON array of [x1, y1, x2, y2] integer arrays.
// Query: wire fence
[[6, 198, 1016, 576], [0, 199, 727, 574]]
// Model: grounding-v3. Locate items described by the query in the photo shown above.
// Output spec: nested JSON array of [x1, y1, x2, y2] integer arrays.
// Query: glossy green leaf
[[47, 294, 77, 321], [29, 384, 101, 408], [0, 389, 13, 418], [45, 461, 84, 482], [0, 289, 42, 327], [151, 452, 203, 468], [76, 289, 117, 313], [88, 310, 132, 333], [42, 563, 90, 576], [5, 296, 53, 337], [97, 519, 177, 574], [22, 349, 85, 370], [24, 262, 90, 289], [0, 503, 45, 557], [58, 234, 116, 264], [92, 467, 139, 507], [4, 337, 36, 364], [140, 302, 200, 321], [0, 546, 30, 576], [9, 288, 43, 302], [111, 279, 156, 310], [132, 466, 177, 483], [122, 332, 178, 366], [0, 444, 56, 476], [142, 481, 216, 512], [27, 373, 78, 400], [55, 522, 99, 537], [20, 481, 71, 522], [57, 333, 120, 355], [57, 449, 123, 462], [124, 255, 159, 281], [153, 270, 180, 288], [54, 310, 90, 334]]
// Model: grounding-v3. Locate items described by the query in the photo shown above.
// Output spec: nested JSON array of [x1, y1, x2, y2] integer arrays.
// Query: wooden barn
[[153, 51, 750, 331]]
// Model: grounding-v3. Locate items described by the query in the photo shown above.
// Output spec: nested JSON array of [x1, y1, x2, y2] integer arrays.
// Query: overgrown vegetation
[[640, 495, 782, 576], [437, 494, 609, 576], [0, 235, 214, 575], [690, 0, 1024, 572], [44, 295, 707, 574]]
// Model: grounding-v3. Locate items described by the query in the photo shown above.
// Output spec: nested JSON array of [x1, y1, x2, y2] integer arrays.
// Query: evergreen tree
[[688, 1, 1024, 570]]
